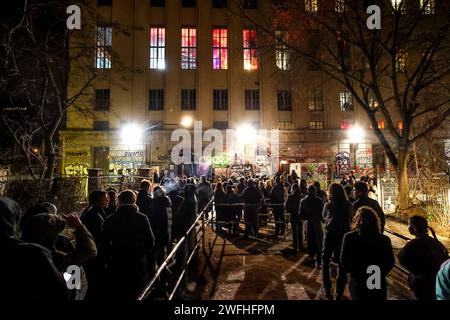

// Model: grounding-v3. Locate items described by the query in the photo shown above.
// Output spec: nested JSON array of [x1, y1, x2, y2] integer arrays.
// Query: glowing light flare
[[347, 125, 365, 144], [121, 123, 144, 145]]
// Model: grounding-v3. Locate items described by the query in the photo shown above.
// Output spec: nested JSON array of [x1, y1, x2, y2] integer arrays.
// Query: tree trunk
[[397, 148, 410, 212]]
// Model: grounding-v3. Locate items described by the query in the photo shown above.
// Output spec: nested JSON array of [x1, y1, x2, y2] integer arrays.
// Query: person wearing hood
[[103, 190, 155, 299], [0, 197, 69, 299]]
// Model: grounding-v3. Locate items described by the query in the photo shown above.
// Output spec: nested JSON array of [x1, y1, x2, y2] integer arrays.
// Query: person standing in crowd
[[259, 181, 270, 227], [344, 185, 355, 203], [103, 190, 155, 300], [368, 177, 378, 200], [353, 181, 386, 232], [213, 182, 227, 232], [299, 185, 324, 264], [80, 190, 109, 299], [321, 183, 353, 300], [436, 258, 450, 300], [270, 177, 287, 237], [105, 188, 118, 217], [168, 187, 185, 242], [136, 179, 153, 217], [0, 197, 69, 300], [224, 185, 241, 235], [237, 177, 247, 196], [291, 170, 299, 183], [241, 179, 262, 237], [299, 179, 308, 195], [179, 184, 199, 253], [285, 183, 305, 253], [398, 216, 448, 300], [149, 186, 173, 270], [314, 181, 328, 203], [196, 176, 212, 217], [341, 206, 395, 300], [20, 212, 97, 300]]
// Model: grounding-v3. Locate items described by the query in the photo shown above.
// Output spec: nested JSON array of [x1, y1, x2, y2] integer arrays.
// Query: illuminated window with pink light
[[340, 121, 352, 130], [212, 28, 228, 70], [243, 29, 258, 70], [181, 28, 197, 69], [150, 27, 165, 70]]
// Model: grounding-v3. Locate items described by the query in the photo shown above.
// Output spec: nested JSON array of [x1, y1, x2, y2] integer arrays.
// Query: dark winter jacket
[[322, 201, 353, 236], [285, 190, 304, 223], [353, 196, 386, 232], [103, 204, 155, 299], [399, 236, 448, 300], [136, 190, 153, 217], [149, 195, 173, 247]]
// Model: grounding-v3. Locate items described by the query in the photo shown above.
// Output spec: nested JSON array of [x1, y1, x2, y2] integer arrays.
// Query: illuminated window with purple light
[[243, 29, 258, 70], [150, 27, 165, 70], [181, 28, 197, 69], [212, 28, 228, 70]]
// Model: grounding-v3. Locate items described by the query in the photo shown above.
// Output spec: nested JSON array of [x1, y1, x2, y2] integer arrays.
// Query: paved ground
[[187, 221, 412, 300]]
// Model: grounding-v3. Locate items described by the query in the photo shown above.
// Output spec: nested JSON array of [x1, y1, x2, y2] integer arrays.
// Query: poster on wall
[[109, 150, 145, 175], [334, 152, 351, 178], [64, 150, 90, 176], [289, 163, 302, 176], [299, 163, 328, 190], [357, 148, 373, 176], [253, 154, 272, 177]]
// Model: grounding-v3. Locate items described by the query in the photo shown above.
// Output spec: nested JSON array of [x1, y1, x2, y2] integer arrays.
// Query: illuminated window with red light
[[213, 28, 228, 70], [340, 121, 351, 129], [181, 28, 197, 69], [150, 27, 165, 70], [369, 121, 385, 129], [243, 29, 258, 70]]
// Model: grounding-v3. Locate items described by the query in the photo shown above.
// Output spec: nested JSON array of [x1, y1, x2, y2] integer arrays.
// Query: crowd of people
[[1, 170, 450, 300]]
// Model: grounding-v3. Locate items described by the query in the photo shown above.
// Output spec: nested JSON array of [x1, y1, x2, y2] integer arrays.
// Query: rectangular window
[[150, 0, 165, 6], [420, 0, 435, 14], [396, 49, 407, 72], [181, 89, 196, 110], [275, 30, 290, 70], [149, 89, 164, 110], [213, 121, 229, 130], [98, 0, 112, 5], [213, 28, 228, 70], [340, 91, 353, 111], [213, 90, 228, 110], [335, 0, 346, 13], [245, 90, 260, 110], [308, 90, 324, 111], [242, 0, 257, 9], [309, 121, 324, 130], [95, 26, 112, 69], [95, 89, 110, 111], [243, 29, 258, 70], [93, 121, 110, 131], [213, 0, 227, 8], [181, 28, 197, 69], [277, 90, 292, 111], [305, 0, 318, 13], [182, 0, 196, 7], [150, 27, 165, 70]]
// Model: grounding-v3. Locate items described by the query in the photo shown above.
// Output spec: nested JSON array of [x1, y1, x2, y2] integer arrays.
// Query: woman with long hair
[[398, 215, 449, 300], [341, 206, 395, 300], [214, 182, 227, 232], [321, 183, 353, 300]]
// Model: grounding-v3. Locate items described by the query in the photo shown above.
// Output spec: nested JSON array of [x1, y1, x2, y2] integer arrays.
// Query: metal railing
[[137, 198, 214, 300], [384, 227, 411, 275]]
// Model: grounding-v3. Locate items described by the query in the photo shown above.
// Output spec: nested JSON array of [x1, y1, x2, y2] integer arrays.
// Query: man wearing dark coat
[[241, 179, 263, 236], [270, 177, 287, 237], [299, 186, 324, 263], [285, 184, 305, 253], [103, 190, 155, 300], [136, 179, 153, 217], [353, 181, 385, 232]]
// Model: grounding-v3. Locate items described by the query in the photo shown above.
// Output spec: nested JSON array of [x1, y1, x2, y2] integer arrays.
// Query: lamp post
[[347, 125, 365, 175]]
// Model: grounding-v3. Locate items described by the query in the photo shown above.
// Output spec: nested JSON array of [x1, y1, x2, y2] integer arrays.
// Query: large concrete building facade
[[61, 0, 402, 180]]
